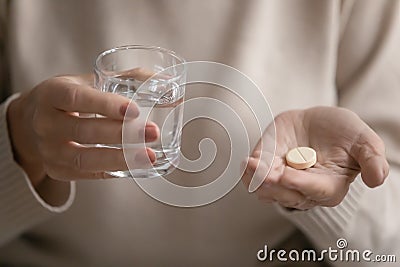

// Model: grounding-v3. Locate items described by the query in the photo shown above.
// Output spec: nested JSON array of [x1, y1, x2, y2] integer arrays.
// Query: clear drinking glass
[[94, 45, 186, 178]]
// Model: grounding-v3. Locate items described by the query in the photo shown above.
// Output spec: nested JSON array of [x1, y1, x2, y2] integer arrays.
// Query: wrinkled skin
[[7, 75, 159, 188], [242, 106, 389, 210]]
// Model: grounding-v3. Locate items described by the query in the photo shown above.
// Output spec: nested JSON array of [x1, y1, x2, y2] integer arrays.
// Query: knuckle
[[37, 141, 51, 160], [73, 150, 83, 171], [287, 198, 302, 208], [73, 119, 87, 143], [103, 97, 117, 115], [326, 197, 343, 207], [263, 177, 276, 187], [93, 172, 107, 179], [74, 119, 101, 144], [317, 188, 329, 199], [31, 109, 47, 137], [274, 113, 285, 124], [34, 77, 64, 102], [303, 199, 318, 209], [62, 86, 79, 109], [115, 124, 123, 142], [277, 196, 298, 208], [72, 119, 81, 141], [43, 165, 64, 181], [280, 177, 297, 190], [324, 186, 337, 199], [34, 80, 51, 99], [274, 110, 295, 123]]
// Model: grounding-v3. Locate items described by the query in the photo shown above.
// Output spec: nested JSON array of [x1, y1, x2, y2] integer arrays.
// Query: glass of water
[[94, 45, 186, 178]]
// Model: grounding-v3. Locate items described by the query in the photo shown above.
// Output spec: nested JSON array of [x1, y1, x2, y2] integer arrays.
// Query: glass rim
[[94, 44, 186, 78]]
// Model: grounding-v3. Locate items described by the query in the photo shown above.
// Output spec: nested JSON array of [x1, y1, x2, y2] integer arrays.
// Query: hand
[[242, 106, 389, 210], [7, 75, 159, 189]]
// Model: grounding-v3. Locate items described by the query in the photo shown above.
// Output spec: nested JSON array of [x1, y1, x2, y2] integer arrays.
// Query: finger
[[45, 166, 116, 181], [350, 127, 390, 188], [53, 112, 159, 144], [257, 183, 307, 209], [295, 199, 318, 211], [252, 119, 276, 157], [52, 143, 156, 172], [242, 156, 273, 192], [240, 159, 251, 186], [49, 79, 139, 119], [244, 156, 284, 187], [62, 73, 95, 86], [279, 167, 349, 206]]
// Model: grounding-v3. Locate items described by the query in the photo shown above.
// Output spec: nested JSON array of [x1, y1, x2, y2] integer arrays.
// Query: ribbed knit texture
[[1, 0, 400, 265], [277, 178, 366, 248], [0, 93, 75, 246]]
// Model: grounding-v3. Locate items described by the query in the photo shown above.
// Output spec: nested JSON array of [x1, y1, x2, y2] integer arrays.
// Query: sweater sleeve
[[0, 93, 76, 246], [278, 0, 400, 265]]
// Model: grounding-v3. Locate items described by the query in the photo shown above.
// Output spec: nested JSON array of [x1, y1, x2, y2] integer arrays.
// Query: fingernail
[[144, 124, 159, 142], [248, 156, 257, 163], [245, 166, 255, 176], [253, 150, 261, 158], [146, 148, 156, 163], [134, 148, 156, 165], [120, 103, 139, 118]]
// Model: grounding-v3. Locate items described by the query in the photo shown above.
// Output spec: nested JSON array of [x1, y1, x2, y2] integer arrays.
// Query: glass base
[[107, 155, 179, 178]]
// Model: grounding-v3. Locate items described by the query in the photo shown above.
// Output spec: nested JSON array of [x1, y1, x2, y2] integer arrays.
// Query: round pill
[[285, 147, 317, 170]]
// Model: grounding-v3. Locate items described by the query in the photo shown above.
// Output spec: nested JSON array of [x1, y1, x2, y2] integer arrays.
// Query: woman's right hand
[[6, 75, 159, 189]]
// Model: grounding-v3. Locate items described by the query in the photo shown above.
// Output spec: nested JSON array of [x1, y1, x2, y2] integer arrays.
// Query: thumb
[[351, 127, 389, 188]]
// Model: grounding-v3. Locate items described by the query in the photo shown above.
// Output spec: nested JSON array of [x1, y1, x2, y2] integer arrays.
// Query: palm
[[274, 107, 361, 181], [249, 106, 388, 207]]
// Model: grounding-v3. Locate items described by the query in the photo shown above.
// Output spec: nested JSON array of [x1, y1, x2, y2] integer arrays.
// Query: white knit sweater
[[0, 0, 399, 266]]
